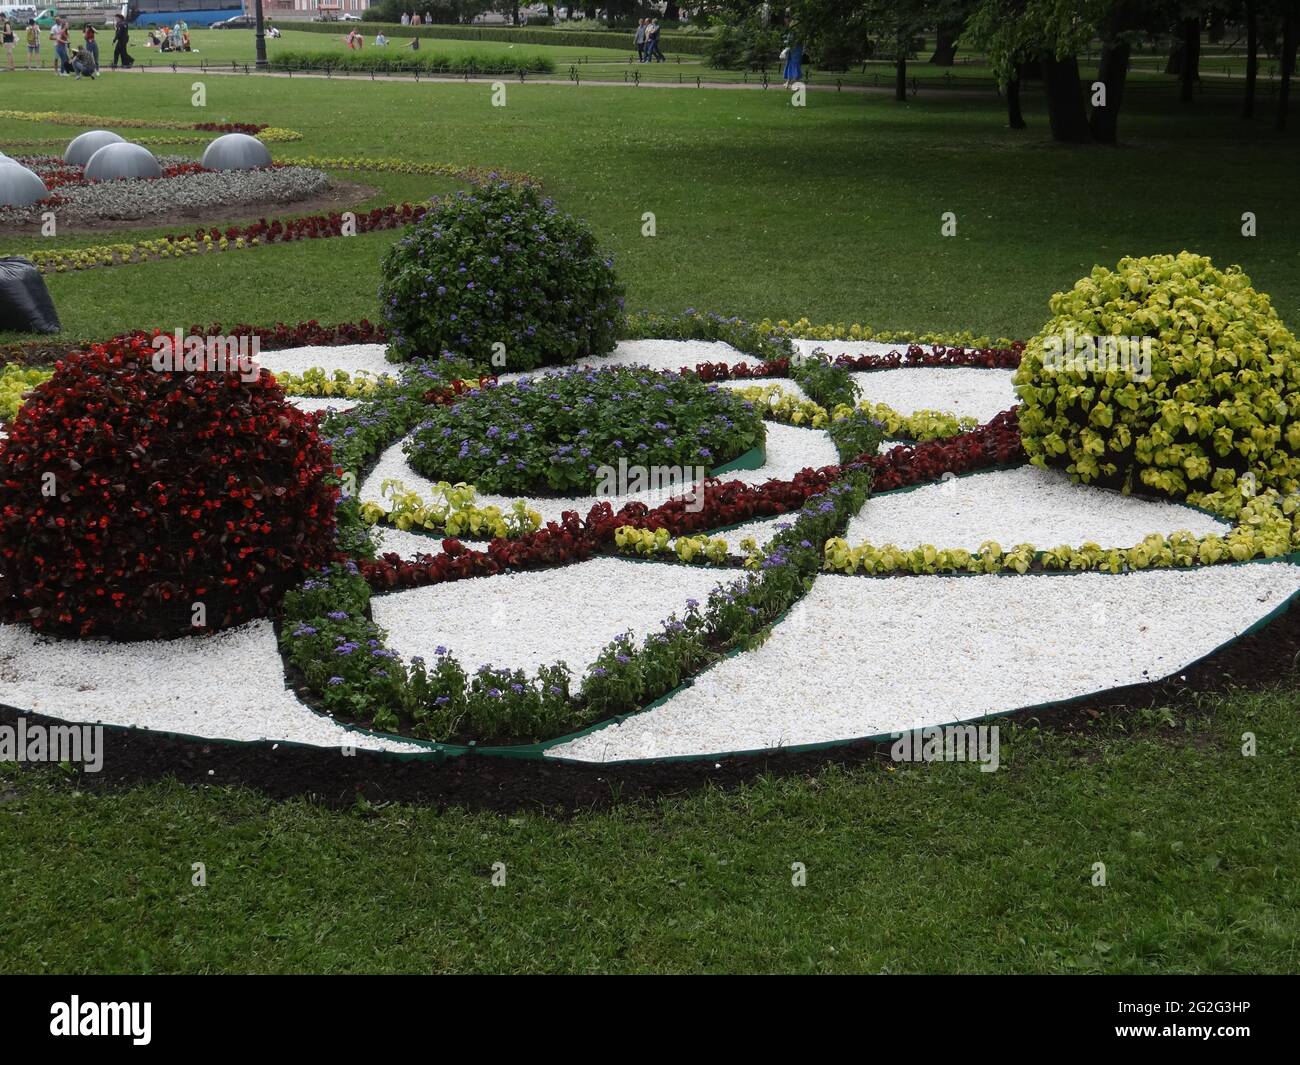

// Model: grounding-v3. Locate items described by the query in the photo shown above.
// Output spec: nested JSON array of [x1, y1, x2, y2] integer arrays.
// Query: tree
[[1091, 1, 1143, 142], [1244, 0, 1259, 117], [1279, 1, 1299, 130]]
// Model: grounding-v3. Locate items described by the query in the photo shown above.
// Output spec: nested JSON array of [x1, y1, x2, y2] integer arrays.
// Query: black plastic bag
[[0, 257, 61, 335]]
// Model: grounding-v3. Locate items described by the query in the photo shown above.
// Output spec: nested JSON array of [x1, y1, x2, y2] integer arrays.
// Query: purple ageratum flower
[[327, 676, 345, 686]]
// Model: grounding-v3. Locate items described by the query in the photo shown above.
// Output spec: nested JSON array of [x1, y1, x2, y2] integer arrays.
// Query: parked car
[[340, 12, 361, 20], [211, 14, 256, 29]]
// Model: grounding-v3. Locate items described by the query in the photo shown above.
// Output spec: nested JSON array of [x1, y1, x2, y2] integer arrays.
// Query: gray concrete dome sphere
[[0, 162, 50, 208], [64, 130, 126, 169], [201, 133, 272, 172], [84, 142, 163, 182]]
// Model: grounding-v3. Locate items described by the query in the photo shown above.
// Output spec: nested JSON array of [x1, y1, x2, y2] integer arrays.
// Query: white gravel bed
[[852, 367, 1018, 424], [846, 465, 1229, 551], [547, 562, 1300, 762], [360, 421, 839, 525], [286, 396, 359, 415], [372, 556, 727, 675], [253, 344, 396, 380], [0, 620, 423, 753]]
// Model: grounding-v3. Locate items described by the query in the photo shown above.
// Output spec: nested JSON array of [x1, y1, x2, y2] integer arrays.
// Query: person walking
[[781, 38, 803, 88], [82, 23, 99, 72], [2, 20, 15, 72], [646, 19, 664, 63], [24, 18, 38, 70], [633, 17, 646, 62], [111, 14, 132, 70]]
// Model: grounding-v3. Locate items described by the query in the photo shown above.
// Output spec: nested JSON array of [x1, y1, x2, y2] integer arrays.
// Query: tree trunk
[[1208, 13, 1225, 44], [1090, 39, 1130, 143], [665, 2, 680, 20], [895, 54, 907, 100], [1179, 17, 1200, 102], [930, 22, 959, 66], [1244, 0, 1258, 118], [1278, 11, 1297, 131], [1043, 53, 1092, 142], [1007, 67, 1026, 128]]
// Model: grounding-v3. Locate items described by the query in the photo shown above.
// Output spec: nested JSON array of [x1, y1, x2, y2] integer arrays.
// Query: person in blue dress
[[781, 40, 804, 88]]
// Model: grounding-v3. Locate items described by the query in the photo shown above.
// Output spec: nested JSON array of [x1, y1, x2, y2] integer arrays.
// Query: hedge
[[293, 20, 710, 55], [268, 48, 554, 74]]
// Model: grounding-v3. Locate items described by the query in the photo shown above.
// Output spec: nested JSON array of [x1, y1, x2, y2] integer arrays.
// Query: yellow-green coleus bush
[[613, 525, 731, 564], [359, 479, 541, 540], [1015, 252, 1300, 505], [0, 365, 53, 423], [729, 383, 972, 441], [823, 490, 1300, 576], [272, 367, 399, 398]]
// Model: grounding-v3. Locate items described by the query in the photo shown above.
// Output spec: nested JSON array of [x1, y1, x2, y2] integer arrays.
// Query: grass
[[2, 691, 1297, 974], [1, 71, 1297, 341], [0, 65, 1298, 974]]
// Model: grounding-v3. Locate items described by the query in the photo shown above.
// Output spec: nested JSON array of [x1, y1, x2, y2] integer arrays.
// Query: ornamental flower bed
[[6, 326, 1300, 763], [0, 160, 332, 225], [26, 202, 433, 272], [404, 366, 765, 496], [0, 335, 337, 639]]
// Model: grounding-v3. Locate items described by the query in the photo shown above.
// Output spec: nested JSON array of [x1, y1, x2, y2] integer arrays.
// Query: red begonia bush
[[0, 335, 338, 639]]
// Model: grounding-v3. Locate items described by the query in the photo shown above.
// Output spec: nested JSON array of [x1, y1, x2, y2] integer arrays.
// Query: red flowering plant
[[0, 334, 338, 639], [193, 122, 268, 135], [829, 343, 1025, 372], [864, 408, 1025, 492]]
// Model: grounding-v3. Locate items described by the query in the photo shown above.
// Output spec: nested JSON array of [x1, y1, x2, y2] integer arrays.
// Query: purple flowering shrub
[[404, 365, 765, 495], [280, 562, 575, 741], [379, 182, 625, 370]]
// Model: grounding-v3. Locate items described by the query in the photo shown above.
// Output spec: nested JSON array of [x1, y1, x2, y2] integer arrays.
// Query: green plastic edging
[[708, 440, 766, 476]]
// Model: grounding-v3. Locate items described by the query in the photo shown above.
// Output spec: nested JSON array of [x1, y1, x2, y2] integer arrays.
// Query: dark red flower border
[[358, 411, 1027, 592]]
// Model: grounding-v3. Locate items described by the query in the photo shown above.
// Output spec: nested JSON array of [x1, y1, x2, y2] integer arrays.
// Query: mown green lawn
[[0, 67, 1298, 975], [2, 692, 1297, 974], [1, 71, 1296, 341]]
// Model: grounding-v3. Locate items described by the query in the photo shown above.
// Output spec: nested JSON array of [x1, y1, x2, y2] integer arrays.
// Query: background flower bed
[[0, 159, 333, 226]]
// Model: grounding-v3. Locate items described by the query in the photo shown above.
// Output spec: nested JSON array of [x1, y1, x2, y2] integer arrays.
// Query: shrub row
[[268, 49, 554, 75], [293, 19, 710, 55]]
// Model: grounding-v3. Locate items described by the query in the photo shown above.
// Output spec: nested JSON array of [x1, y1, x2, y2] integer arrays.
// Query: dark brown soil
[[2, 590, 1296, 815], [8, 178, 380, 237]]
